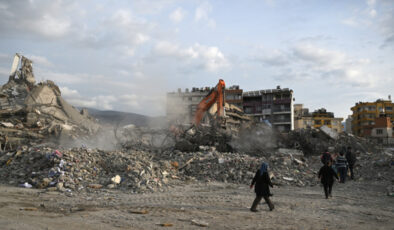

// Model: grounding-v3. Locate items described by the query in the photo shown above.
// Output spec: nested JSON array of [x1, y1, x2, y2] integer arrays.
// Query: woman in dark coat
[[318, 161, 339, 199], [250, 162, 274, 212]]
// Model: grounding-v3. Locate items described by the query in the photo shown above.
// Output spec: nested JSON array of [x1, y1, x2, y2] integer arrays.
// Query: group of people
[[320, 146, 357, 182], [249, 146, 357, 212]]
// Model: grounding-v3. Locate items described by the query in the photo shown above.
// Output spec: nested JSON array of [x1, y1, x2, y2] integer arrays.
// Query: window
[[386, 107, 392, 111], [324, 120, 331, 125], [245, 107, 253, 113], [376, 129, 383, 135], [256, 106, 262, 113], [315, 120, 321, 125]]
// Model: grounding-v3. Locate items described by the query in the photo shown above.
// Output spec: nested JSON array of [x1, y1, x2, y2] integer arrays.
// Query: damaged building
[[0, 54, 100, 150], [242, 86, 294, 133]]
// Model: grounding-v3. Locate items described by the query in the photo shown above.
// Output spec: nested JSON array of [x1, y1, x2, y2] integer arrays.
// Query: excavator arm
[[193, 79, 225, 126]]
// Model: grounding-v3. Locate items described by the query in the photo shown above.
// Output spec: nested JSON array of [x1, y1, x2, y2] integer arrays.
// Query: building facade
[[166, 85, 243, 124], [293, 105, 343, 132], [243, 86, 294, 133], [294, 104, 313, 129], [351, 99, 394, 137], [371, 115, 394, 145], [312, 108, 343, 133]]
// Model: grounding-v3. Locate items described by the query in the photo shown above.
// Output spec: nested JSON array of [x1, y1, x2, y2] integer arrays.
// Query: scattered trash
[[88, 184, 103, 189], [129, 210, 149, 214], [19, 182, 32, 188], [20, 207, 38, 211], [157, 223, 174, 227], [111, 175, 121, 184], [191, 219, 209, 227]]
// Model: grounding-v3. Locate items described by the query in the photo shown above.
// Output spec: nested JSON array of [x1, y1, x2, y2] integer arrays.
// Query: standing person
[[318, 161, 339, 199], [345, 146, 357, 180], [335, 152, 348, 183], [250, 162, 274, 212]]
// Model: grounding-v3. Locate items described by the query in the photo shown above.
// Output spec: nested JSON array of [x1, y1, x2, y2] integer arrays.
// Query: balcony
[[273, 98, 291, 104], [272, 108, 291, 114], [262, 109, 271, 115], [243, 101, 261, 107], [272, 118, 292, 125]]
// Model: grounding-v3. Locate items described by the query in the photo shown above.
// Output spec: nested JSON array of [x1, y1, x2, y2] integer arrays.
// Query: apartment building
[[243, 86, 294, 133], [312, 108, 343, 133], [351, 99, 394, 137], [294, 105, 343, 132], [371, 115, 393, 144]]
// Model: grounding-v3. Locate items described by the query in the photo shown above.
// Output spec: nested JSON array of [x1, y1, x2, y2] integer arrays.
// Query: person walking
[[336, 152, 348, 183], [250, 162, 274, 212], [318, 161, 339, 199], [345, 146, 357, 180]]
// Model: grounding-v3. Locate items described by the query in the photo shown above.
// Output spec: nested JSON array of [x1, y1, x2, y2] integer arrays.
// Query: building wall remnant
[[345, 115, 352, 134]]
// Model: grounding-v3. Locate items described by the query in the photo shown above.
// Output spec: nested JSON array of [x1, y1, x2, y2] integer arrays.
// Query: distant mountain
[[79, 107, 166, 127]]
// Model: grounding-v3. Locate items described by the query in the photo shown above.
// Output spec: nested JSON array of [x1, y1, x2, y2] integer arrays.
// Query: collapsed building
[[0, 54, 100, 150]]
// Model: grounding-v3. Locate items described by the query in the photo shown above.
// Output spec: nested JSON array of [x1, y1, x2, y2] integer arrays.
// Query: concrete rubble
[[0, 143, 392, 193]]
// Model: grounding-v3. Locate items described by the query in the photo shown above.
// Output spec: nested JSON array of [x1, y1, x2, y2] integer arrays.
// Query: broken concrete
[[0, 54, 101, 150]]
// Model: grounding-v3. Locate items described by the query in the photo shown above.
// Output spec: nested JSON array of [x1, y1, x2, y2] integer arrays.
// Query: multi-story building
[[243, 86, 294, 133], [351, 99, 394, 137], [294, 104, 313, 129], [312, 108, 343, 133], [166, 85, 243, 124], [293, 105, 343, 132], [371, 115, 394, 145]]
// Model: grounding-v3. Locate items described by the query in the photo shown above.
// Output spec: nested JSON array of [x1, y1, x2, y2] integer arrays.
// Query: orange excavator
[[193, 79, 226, 126]]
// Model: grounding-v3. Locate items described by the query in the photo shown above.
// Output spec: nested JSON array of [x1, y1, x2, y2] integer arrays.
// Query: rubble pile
[[115, 125, 174, 151], [0, 54, 100, 150], [0, 145, 178, 193], [356, 148, 393, 182], [229, 123, 277, 155], [157, 147, 320, 187], [0, 142, 392, 193], [173, 125, 234, 152], [283, 127, 377, 155]]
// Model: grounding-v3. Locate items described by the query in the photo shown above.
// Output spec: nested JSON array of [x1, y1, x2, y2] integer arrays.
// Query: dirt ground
[[0, 180, 392, 230]]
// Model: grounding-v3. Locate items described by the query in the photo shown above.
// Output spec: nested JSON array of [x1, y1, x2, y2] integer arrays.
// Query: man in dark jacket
[[250, 162, 274, 212], [318, 161, 339, 199], [345, 146, 357, 180]]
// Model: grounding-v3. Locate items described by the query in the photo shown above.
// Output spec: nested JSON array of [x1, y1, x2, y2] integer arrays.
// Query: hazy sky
[[0, 0, 393, 118]]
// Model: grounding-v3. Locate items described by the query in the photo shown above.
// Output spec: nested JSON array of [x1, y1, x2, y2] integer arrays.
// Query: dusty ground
[[0, 180, 392, 230]]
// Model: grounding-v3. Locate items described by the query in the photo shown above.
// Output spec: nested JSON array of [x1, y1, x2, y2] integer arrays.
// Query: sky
[[0, 0, 393, 118]]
